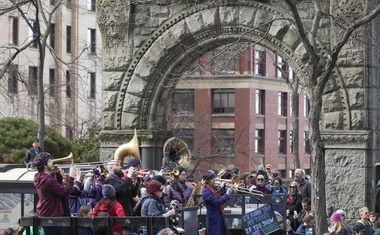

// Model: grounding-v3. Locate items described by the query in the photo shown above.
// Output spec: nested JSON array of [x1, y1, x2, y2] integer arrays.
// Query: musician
[[105, 159, 138, 216], [167, 167, 194, 209], [33, 152, 77, 235], [202, 171, 232, 235]]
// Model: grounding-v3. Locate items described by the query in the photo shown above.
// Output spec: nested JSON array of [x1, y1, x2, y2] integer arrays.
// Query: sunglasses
[[290, 186, 296, 188], [257, 178, 265, 181]]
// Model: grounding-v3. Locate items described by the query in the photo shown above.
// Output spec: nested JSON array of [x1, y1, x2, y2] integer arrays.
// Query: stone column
[[322, 131, 372, 219]]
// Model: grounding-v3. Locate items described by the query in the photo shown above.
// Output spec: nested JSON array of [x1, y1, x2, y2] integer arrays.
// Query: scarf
[[287, 194, 294, 205], [109, 173, 123, 184], [206, 185, 224, 214]]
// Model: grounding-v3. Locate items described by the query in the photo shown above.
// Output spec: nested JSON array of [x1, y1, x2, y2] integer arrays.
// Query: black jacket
[[24, 147, 44, 164]]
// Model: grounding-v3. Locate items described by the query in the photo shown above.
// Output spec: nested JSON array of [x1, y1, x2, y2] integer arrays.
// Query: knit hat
[[330, 212, 343, 221], [102, 184, 116, 198], [203, 171, 216, 181], [152, 175, 166, 185], [126, 159, 140, 169]]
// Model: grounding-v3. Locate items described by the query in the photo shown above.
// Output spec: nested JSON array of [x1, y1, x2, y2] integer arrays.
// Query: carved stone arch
[[116, 2, 319, 130]]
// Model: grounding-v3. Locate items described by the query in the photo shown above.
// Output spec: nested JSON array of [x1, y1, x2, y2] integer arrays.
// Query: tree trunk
[[309, 88, 327, 234], [290, 79, 300, 169]]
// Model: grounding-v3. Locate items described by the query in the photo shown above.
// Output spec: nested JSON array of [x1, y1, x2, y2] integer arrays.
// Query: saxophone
[[185, 182, 198, 207]]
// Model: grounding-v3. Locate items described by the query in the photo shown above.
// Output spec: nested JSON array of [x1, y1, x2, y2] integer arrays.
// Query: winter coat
[[93, 199, 126, 234], [34, 172, 74, 217], [202, 186, 231, 235], [24, 147, 44, 164]]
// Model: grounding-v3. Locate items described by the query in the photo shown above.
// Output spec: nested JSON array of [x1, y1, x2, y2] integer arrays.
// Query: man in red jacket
[[33, 152, 78, 235]]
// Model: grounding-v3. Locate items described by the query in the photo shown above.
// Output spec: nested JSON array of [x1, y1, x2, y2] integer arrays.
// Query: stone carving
[[97, 0, 133, 70]]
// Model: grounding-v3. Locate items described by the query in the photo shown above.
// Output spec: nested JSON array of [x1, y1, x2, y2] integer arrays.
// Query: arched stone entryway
[[98, 1, 379, 216]]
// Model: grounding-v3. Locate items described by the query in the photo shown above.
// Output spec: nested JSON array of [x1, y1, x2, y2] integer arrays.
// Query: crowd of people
[[3, 137, 380, 235]]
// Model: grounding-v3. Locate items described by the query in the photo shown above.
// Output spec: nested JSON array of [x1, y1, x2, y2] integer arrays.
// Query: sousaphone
[[162, 137, 191, 169], [114, 129, 140, 167]]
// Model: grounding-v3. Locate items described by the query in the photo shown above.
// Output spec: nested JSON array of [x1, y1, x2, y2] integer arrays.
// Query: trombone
[[215, 176, 264, 197]]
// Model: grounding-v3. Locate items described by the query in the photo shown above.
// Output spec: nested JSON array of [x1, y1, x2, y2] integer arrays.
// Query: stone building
[[0, 0, 102, 138], [98, 0, 380, 219]]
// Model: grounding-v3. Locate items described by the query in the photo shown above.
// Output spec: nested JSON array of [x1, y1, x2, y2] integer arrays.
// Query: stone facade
[[97, 0, 380, 218]]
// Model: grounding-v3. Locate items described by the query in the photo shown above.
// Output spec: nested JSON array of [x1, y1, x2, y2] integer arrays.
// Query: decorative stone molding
[[321, 131, 371, 149]]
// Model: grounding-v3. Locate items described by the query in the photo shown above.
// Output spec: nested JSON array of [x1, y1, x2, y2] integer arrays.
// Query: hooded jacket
[[34, 172, 74, 216]]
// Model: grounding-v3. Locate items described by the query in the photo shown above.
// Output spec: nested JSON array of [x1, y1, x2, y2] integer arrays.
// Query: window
[[66, 126, 73, 139], [278, 130, 286, 154], [50, 24, 55, 49], [289, 130, 293, 154], [28, 66, 38, 95], [278, 92, 287, 116], [66, 26, 71, 53], [255, 50, 266, 76], [66, 70, 71, 98], [8, 65, 18, 94], [211, 129, 234, 155], [255, 129, 264, 154], [277, 55, 287, 79], [88, 0, 96, 11], [28, 20, 38, 48], [255, 89, 265, 115], [8, 17, 18, 45], [172, 90, 194, 113], [49, 69, 55, 97], [87, 28, 96, 54], [66, 0, 72, 9], [304, 95, 310, 118], [89, 72, 96, 99], [212, 89, 235, 114], [304, 131, 311, 154]]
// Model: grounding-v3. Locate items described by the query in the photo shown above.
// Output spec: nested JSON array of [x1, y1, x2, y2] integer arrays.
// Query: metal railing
[[20, 216, 167, 235]]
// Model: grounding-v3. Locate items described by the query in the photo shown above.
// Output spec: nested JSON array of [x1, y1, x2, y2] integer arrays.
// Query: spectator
[[294, 169, 312, 200], [328, 212, 351, 235], [286, 181, 302, 231], [294, 198, 313, 230], [295, 214, 316, 235], [76, 205, 95, 235], [255, 174, 270, 194], [271, 177, 288, 195], [369, 212, 380, 231], [355, 207, 374, 235], [353, 224, 366, 235], [89, 167, 105, 208], [202, 171, 233, 235], [3, 228, 14, 235], [336, 209, 354, 234], [33, 152, 77, 235], [24, 137, 44, 165], [93, 184, 125, 235]]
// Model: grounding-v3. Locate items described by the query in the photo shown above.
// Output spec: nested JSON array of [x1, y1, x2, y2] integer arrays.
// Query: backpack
[[133, 197, 149, 216]]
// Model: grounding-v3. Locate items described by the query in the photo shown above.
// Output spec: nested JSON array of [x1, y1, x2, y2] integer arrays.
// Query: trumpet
[[136, 170, 156, 178]]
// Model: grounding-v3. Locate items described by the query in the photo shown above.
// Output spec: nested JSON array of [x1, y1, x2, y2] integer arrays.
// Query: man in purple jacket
[[33, 152, 77, 235]]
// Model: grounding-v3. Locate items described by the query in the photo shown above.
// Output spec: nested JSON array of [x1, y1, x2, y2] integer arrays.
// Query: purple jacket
[[34, 172, 74, 216]]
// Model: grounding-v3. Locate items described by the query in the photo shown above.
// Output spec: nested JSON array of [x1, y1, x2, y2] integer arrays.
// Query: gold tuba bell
[[162, 137, 191, 169], [114, 129, 140, 167]]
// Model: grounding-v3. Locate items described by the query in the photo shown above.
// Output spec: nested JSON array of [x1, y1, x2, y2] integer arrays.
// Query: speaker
[[374, 163, 380, 214]]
